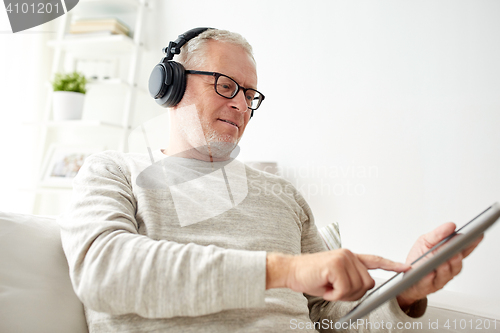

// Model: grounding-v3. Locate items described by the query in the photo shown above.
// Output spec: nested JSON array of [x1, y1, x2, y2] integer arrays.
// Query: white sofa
[[0, 211, 88, 333]]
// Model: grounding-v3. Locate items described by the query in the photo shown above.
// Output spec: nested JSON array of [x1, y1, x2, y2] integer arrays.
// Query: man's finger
[[461, 234, 483, 258], [352, 255, 376, 291], [449, 253, 463, 276], [341, 252, 362, 299], [357, 254, 410, 272], [328, 265, 351, 301], [433, 261, 453, 290], [421, 222, 456, 246]]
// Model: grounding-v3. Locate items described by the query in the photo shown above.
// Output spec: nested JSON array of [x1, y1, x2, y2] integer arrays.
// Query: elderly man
[[59, 28, 481, 332]]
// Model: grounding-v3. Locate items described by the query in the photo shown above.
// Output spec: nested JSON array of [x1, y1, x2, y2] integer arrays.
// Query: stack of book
[[69, 18, 130, 37]]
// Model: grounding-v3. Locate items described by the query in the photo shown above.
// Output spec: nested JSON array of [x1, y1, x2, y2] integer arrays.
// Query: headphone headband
[[163, 27, 213, 61]]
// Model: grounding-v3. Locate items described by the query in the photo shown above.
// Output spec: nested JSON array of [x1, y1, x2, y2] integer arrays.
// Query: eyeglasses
[[185, 70, 265, 111]]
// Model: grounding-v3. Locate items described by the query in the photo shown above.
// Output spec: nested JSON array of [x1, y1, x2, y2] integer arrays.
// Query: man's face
[[172, 41, 258, 159]]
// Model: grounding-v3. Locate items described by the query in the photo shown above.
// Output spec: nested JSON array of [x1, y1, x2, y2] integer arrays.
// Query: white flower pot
[[52, 91, 85, 121]]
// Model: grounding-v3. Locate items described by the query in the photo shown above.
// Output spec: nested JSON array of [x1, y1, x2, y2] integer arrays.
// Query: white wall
[[1, 0, 499, 318], [153, 0, 500, 316]]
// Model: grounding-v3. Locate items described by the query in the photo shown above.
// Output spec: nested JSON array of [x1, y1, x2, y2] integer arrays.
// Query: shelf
[[87, 78, 148, 94], [74, 0, 142, 15], [24, 120, 125, 129], [47, 119, 124, 128], [48, 34, 136, 55], [20, 187, 73, 194], [87, 78, 127, 85], [45, 79, 145, 94]]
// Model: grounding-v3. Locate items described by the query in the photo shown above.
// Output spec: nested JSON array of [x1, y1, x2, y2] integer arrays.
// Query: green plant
[[52, 71, 87, 94]]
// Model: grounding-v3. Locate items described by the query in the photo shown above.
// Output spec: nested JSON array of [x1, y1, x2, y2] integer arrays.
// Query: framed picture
[[41, 145, 104, 187]]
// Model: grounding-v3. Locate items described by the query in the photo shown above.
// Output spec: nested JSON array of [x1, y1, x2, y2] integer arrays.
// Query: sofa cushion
[[0, 211, 88, 333], [318, 221, 342, 250]]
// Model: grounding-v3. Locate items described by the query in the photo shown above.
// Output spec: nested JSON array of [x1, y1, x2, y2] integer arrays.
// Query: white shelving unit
[[30, 0, 150, 216], [47, 34, 136, 54]]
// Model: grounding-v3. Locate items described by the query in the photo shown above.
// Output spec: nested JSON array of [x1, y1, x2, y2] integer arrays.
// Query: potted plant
[[52, 71, 87, 121]]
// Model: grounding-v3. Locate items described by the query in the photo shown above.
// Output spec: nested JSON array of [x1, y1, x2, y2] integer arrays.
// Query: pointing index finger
[[357, 254, 410, 272]]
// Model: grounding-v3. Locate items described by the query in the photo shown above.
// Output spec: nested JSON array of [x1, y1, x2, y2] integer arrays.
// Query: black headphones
[[148, 27, 213, 108]]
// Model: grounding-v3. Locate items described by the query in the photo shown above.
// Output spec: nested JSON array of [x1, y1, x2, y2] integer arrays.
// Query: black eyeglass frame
[[185, 70, 265, 111]]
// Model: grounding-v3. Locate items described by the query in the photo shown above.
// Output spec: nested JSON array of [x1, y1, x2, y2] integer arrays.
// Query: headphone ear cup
[[152, 28, 212, 107], [166, 61, 186, 107], [148, 63, 170, 99], [154, 61, 186, 108]]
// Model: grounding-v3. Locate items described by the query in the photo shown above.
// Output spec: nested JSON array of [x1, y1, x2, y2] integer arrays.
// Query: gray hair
[[176, 29, 255, 69]]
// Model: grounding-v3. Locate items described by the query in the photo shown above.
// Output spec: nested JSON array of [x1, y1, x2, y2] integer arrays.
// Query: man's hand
[[396, 222, 483, 311], [266, 249, 409, 302]]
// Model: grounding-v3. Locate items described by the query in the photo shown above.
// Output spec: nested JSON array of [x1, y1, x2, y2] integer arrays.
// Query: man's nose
[[229, 90, 248, 113]]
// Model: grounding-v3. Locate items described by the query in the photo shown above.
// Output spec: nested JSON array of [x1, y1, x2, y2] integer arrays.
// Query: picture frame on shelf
[[41, 144, 104, 187]]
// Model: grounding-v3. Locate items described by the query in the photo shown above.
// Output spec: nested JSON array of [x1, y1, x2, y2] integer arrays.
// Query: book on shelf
[[70, 18, 130, 36]]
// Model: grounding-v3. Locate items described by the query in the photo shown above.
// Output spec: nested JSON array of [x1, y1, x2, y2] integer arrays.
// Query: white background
[[1, 0, 499, 317]]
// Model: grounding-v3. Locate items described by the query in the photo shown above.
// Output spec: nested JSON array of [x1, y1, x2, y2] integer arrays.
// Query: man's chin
[[197, 141, 238, 159]]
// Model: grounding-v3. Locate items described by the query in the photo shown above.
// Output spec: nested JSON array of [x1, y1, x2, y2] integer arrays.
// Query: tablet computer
[[337, 202, 500, 327]]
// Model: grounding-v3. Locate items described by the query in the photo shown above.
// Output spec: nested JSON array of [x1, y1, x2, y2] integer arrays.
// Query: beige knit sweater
[[58, 150, 415, 332]]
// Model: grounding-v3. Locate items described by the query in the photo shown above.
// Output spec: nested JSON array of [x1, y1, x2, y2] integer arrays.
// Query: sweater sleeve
[[58, 152, 266, 319]]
